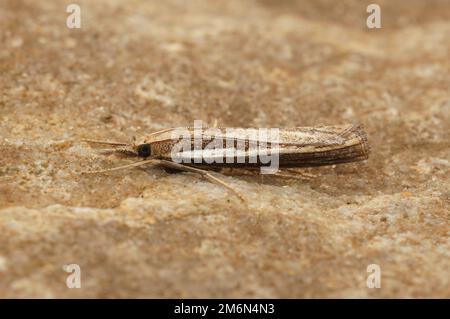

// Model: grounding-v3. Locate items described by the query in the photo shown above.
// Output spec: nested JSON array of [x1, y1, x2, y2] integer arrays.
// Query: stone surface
[[0, 0, 449, 298]]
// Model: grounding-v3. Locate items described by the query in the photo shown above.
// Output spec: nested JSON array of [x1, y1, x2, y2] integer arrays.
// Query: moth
[[83, 123, 369, 201]]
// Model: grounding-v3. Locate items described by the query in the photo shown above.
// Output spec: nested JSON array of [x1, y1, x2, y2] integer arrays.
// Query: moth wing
[[197, 124, 362, 148]]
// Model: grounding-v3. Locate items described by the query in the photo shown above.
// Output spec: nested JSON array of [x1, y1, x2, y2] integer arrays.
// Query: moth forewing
[[156, 124, 369, 169]]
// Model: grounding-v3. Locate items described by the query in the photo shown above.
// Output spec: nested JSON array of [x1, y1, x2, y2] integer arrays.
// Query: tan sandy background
[[0, 0, 449, 298]]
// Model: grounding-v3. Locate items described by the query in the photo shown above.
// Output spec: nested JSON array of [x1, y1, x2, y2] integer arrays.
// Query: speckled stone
[[0, 0, 449, 298]]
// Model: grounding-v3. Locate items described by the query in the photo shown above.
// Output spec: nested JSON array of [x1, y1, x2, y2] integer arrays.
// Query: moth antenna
[[82, 139, 128, 146], [81, 159, 156, 174]]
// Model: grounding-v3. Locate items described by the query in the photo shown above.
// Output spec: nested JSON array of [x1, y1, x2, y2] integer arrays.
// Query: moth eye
[[137, 144, 151, 157]]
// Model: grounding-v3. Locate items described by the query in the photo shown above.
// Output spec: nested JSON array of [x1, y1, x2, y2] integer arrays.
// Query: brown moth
[[83, 123, 369, 201]]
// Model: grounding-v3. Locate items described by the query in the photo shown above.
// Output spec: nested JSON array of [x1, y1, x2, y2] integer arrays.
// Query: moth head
[[136, 143, 152, 158]]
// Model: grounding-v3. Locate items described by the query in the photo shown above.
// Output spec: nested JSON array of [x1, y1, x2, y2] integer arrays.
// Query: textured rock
[[0, 0, 449, 297]]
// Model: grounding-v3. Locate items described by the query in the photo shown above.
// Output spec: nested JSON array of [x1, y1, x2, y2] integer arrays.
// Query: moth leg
[[265, 171, 310, 180], [157, 160, 245, 202], [162, 164, 221, 174], [225, 168, 308, 181], [283, 169, 317, 180], [161, 166, 185, 174], [223, 167, 316, 180], [218, 167, 317, 182], [219, 168, 249, 176], [218, 167, 262, 177]]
